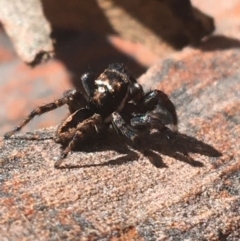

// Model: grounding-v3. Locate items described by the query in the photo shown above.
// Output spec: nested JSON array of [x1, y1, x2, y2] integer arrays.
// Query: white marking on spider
[[98, 86, 106, 93], [95, 79, 114, 92]]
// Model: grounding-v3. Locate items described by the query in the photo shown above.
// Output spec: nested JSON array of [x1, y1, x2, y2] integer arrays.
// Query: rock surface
[[1, 46, 239, 240], [0, 0, 240, 240]]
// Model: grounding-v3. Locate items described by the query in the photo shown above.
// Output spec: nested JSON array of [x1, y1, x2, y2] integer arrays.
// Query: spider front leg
[[130, 90, 178, 132], [4, 89, 85, 139], [54, 108, 94, 144], [54, 113, 104, 168], [111, 112, 141, 146], [130, 105, 173, 132]]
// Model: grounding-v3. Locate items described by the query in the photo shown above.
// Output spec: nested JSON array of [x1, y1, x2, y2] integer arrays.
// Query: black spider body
[[88, 64, 130, 120], [4, 63, 178, 167]]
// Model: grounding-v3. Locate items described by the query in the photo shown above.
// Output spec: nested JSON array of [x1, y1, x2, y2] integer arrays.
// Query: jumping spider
[[4, 63, 178, 167]]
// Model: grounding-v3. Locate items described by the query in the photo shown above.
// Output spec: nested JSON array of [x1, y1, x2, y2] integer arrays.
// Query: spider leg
[[4, 89, 85, 139], [130, 113, 164, 131], [130, 104, 174, 131], [63, 89, 88, 114], [130, 90, 178, 131], [111, 112, 141, 146], [54, 113, 104, 168], [146, 90, 178, 129], [54, 108, 94, 144]]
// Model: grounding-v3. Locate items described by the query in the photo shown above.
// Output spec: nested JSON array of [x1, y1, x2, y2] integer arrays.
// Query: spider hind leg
[[54, 108, 94, 144]]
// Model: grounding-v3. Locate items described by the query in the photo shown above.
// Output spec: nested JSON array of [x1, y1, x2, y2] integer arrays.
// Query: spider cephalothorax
[[4, 63, 178, 167], [86, 63, 133, 119]]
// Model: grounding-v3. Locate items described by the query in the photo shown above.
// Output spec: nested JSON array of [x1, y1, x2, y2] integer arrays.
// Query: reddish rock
[[0, 1, 240, 240], [1, 40, 239, 241]]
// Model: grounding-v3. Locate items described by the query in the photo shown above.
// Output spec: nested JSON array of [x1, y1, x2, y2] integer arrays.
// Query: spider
[[4, 63, 178, 167]]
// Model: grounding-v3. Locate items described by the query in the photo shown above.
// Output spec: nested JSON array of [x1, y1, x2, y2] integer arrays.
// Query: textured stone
[[0, 1, 240, 240], [0, 46, 239, 241]]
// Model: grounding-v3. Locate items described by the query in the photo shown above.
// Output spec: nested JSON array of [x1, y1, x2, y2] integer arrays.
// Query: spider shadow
[[144, 128, 222, 167], [59, 127, 222, 169]]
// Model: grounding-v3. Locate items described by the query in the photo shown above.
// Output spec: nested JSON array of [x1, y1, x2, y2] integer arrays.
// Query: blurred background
[[0, 0, 239, 136]]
